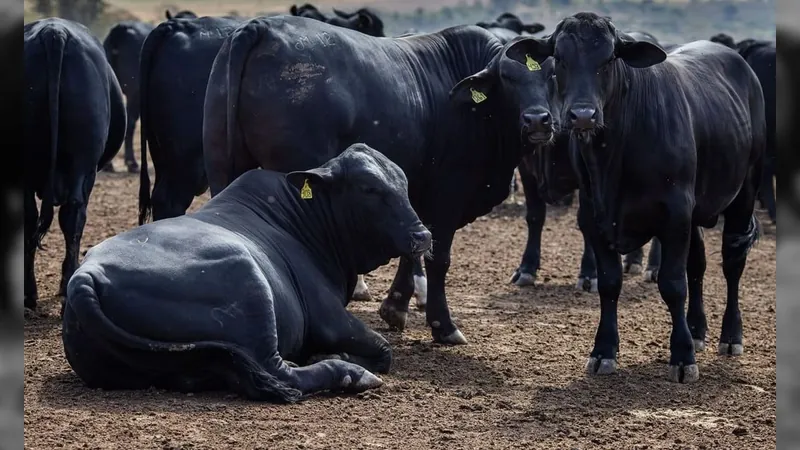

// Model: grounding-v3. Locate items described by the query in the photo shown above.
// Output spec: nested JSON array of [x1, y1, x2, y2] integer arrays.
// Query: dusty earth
[[24, 147, 776, 449]]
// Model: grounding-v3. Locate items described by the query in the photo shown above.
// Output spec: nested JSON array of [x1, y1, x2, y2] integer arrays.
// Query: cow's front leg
[[576, 203, 598, 293], [579, 199, 621, 375], [423, 231, 466, 345], [351, 275, 372, 302], [379, 256, 418, 330], [511, 166, 545, 287], [307, 309, 392, 374]]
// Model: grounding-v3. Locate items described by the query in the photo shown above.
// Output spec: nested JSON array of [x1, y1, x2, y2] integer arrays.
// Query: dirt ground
[[24, 146, 776, 449]]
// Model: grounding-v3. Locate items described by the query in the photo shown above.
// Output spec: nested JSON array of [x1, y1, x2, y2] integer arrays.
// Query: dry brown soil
[[24, 148, 776, 449]]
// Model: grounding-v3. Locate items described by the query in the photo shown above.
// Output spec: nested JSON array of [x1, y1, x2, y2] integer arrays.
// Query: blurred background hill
[[24, 0, 774, 45]]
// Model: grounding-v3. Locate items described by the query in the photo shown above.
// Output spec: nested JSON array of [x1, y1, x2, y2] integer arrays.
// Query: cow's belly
[[78, 221, 306, 361]]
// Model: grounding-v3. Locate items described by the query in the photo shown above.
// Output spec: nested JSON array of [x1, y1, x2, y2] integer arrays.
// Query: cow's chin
[[525, 131, 554, 145]]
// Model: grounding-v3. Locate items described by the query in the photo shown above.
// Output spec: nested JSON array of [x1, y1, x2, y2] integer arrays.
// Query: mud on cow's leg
[[511, 167, 545, 287], [576, 205, 598, 293], [307, 309, 393, 374], [424, 231, 467, 345], [352, 275, 372, 302], [378, 256, 417, 330], [686, 227, 708, 352], [24, 190, 39, 311], [644, 238, 662, 282], [579, 201, 621, 376]]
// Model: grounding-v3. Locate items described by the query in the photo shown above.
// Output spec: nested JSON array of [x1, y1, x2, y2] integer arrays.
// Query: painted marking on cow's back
[[279, 62, 326, 104], [293, 32, 336, 51]]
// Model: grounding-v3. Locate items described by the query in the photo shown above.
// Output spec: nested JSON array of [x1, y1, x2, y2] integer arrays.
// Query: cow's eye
[[360, 185, 380, 195]]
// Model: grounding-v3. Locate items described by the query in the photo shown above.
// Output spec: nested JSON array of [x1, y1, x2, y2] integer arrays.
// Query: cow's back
[[103, 21, 154, 95]]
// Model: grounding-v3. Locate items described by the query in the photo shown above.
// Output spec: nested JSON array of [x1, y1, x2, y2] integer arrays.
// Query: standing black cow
[[516, 13, 765, 382], [510, 28, 665, 290], [203, 17, 560, 345], [101, 20, 154, 174], [164, 9, 197, 20], [289, 4, 385, 37], [138, 16, 242, 225], [24, 18, 126, 312], [711, 33, 776, 224], [62, 144, 431, 401]]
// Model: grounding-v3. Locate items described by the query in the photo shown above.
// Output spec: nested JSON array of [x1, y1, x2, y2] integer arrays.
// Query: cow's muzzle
[[409, 229, 433, 257], [521, 109, 554, 144]]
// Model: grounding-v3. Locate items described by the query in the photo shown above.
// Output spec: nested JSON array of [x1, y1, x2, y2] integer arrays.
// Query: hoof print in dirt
[[718, 343, 744, 356], [586, 357, 618, 375], [510, 270, 536, 287], [379, 300, 408, 331], [576, 277, 598, 293], [668, 364, 700, 384]]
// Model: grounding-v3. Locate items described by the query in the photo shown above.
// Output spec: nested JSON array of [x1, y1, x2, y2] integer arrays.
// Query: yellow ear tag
[[526, 54, 541, 72], [470, 88, 487, 104], [300, 178, 313, 199]]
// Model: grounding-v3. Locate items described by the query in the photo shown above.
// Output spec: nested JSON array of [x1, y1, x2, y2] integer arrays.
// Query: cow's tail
[[137, 21, 173, 224], [35, 28, 67, 249], [218, 19, 265, 196], [65, 271, 303, 403]]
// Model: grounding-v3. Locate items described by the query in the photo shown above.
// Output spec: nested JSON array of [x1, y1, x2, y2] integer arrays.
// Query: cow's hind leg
[[686, 227, 708, 352], [511, 167, 545, 287], [24, 189, 39, 311], [623, 247, 644, 275], [644, 238, 662, 282], [307, 309, 392, 374], [718, 178, 760, 356], [124, 97, 140, 173], [352, 275, 372, 302], [151, 178, 195, 222], [576, 224, 598, 293], [379, 256, 418, 330]]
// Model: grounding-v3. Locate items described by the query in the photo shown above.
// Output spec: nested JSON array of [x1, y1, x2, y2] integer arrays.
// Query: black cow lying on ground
[[165, 9, 197, 20], [24, 18, 126, 311], [711, 32, 776, 224], [204, 17, 558, 344], [519, 13, 765, 382], [62, 144, 431, 401], [101, 20, 154, 173], [289, 3, 385, 37]]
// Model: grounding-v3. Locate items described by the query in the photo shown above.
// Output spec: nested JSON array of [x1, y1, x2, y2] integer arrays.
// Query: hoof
[[585, 357, 617, 375], [100, 162, 115, 172], [126, 163, 140, 174], [378, 300, 407, 331], [433, 328, 468, 345], [576, 277, 598, 293], [625, 263, 643, 275], [693, 339, 706, 352], [352, 370, 383, 391], [511, 271, 536, 287], [413, 275, 427, 310], [668, 364, 700, 383], [718, 343, 744, 356], [643, 269, 658, 283], [24, 307, 37, 320], [352, 277, 372, 302]]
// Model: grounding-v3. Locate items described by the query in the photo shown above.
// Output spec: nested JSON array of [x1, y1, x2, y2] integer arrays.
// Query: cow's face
[[518, 13, 666, 139], [287, 144, 431, 270], [450, 36, 560, 146]]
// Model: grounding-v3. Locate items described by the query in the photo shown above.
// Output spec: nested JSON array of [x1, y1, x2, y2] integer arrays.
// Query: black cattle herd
[[24, 4, 776, 400]]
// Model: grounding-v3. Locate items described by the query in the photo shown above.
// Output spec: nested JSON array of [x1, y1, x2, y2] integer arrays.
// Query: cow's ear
[[450, 69, 495, 107], [287, 167, 335, 191], [332, 8, 352, 18], [522, 23, 545, 34], [290, 5, 298, 15], [615, 37, 666, 68], [505, 37, 553, 67], [165, 10, 173, 20], [356, 11, 374, 29]]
